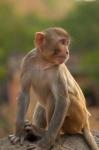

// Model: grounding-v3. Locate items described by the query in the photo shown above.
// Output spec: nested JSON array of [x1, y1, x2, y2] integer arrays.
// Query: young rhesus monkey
[[9, 27, 99, 150]]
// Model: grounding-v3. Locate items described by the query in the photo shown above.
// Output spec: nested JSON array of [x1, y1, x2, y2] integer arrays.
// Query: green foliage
[[80, 50, 99, 81], [0, 1, 99, 82], [58, 1, 99, 52]]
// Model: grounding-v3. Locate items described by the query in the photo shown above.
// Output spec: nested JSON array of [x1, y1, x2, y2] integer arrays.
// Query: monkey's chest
[[31, 69, 50, 102]]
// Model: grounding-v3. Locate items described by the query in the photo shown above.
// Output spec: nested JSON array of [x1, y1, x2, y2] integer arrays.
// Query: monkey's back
[[60, 64, 90, 134]]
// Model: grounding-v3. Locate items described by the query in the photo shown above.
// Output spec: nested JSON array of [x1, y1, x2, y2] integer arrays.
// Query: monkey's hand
[[8, 134, 24, 145], [24, 120, 35, 135], [8, 132, 25, 145], [24, 120, 45, 138], [8, 120, 33, 144], [8, 124, 26, 145], [25, 120, 48, 150]]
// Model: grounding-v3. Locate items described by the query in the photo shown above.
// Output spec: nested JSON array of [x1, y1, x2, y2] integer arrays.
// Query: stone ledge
[[0, 131, 99, 150]]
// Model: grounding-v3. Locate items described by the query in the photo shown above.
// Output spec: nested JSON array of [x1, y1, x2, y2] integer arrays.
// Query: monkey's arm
[[9, 68, 31, 144], [35, 71, 70, 149], [46, 73, 70, 139]]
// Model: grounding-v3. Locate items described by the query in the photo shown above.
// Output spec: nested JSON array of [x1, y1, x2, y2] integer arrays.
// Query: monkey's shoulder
[[21, 49, 37, 69], [58, 64, 73, 80], [23, 49, 37, 62], [59, 64, 83, 94]]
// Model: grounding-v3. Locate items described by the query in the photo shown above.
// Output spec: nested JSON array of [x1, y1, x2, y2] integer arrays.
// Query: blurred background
[[0, 0, 99, 138]]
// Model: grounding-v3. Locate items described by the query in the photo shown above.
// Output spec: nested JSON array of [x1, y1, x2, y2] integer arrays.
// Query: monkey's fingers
[[24, 121, 33, 134], [24, 122, 32, 131], [13, 137, 20, 144], [25, 125, 33, 131], [8, 134, 20, 144], [8, 134, 14, 139], [8, 134, 17, 141], [24, 120, 32, 127]]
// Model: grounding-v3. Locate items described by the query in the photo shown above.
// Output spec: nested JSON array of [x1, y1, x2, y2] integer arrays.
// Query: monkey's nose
[[66, 51, 69, 54], [66, 51, 69, 55]]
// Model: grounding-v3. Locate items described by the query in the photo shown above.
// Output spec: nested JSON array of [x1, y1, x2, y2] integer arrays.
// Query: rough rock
[[0, 131, 99, 150]]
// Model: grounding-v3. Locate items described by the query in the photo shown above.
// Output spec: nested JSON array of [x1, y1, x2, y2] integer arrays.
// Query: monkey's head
[[35, 27, 70, 65]]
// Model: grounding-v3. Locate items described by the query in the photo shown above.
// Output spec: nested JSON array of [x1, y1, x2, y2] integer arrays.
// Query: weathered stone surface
[[0, 131, 99, 150]]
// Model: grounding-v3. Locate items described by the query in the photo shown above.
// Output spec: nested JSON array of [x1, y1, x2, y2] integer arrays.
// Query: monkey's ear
[[35, 32, 45, 48]]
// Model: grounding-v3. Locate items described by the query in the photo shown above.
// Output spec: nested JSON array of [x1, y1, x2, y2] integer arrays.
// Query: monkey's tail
[[83, 122, 99, 150]]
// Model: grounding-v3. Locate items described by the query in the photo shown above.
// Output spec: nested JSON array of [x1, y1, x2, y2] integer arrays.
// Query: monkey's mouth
[[56, 54, 69, 63], [56, 56, 67, 63]]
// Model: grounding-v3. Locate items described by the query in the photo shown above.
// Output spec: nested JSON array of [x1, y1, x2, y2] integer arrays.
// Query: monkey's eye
[[61, 39, 66, 45], [61, 39, 69, 45]]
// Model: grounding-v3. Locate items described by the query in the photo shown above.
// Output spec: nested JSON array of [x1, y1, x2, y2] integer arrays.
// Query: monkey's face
[[52, 38, 70, 64], [41, 37, 70, 65], [35, 28, 70, 65]]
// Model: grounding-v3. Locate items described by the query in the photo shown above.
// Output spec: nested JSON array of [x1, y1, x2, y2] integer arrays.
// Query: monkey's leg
[[25, 104, 47, 140], [33, 103, 47, 129]]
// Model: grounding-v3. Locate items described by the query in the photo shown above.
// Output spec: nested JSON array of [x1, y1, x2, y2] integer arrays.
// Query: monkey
[[9, 27, 99, 150]]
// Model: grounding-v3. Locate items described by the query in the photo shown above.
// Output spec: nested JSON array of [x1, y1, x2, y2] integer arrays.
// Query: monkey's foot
[[24, 120, 41, 142], [27, 143, 46, 150]]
